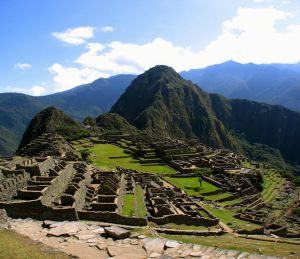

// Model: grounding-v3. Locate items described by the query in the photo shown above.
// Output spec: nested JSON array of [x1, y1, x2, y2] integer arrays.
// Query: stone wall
[[0, 170, 30, 201], [202, 175, 223, 188], [148, 214, 219, 227], [0, 199, 78, 221], [78, 211, 148, 226], [41, 164, 74, 206], [16, 158, 56, 176]]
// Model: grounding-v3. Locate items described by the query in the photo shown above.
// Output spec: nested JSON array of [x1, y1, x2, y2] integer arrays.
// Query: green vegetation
[[96, 112, 138, 133], [160, 233, 300, 257], [200, 203, 260, 231], [204, 192, 234, 201], [122, 194, 135, 216], [164, 176, 219, 197], [111, 65, 235, 149], [0, 229, 70, 259], [156, 223, 217, 231], [76, 143, 175, 174], [18, 106, 89, 151], [135, 185, 147, 217], [80, 149, 91, 163], [261, 169, 287, 203]]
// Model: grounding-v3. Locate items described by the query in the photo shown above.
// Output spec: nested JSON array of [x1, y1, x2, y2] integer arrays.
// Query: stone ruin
[[0, 152, 220, 228], [17, 133, 78, 159], [0, 132, 297, 237]]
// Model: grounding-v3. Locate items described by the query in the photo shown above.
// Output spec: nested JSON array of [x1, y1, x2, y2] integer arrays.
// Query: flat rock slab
[[104, 226, 131, 239], [143, 238, 166, 254], [165, 240, 181, 248], [107, 245, 146, 258], [47, 222, 87, 237], [91, 227, 105, 234], [149, 252, 161, 258]]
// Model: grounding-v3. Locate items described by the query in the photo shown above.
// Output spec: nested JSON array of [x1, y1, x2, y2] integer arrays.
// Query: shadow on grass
[[185, 186, 203, 192], [109, 156, 132, 159]]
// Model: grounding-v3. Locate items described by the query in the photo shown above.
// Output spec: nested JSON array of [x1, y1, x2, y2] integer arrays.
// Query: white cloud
[[101, 26, 114, 32], [253, 0, 269, 2], [75, 38, 200, 74], [48, 6, 300, 92], [14, 63, 32, 70], [49, 63, 109, 91], [5, 85, 46, 96], [30, 86, 46, 96], [198, 7, 300, 65], [253, 0, 272, 3], [52, 26, 95, 45]]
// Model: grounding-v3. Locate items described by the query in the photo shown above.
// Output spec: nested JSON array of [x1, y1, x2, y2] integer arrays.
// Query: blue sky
[[1, 0, 300, 95]]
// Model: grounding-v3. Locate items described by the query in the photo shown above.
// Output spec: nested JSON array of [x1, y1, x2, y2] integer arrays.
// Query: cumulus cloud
[[101, 26, 114, 32], [14, 63, 32, 70], [5, 85, 46, 96], [198, 7, 300, 65], [48, 63, 109, 91], [52, 26, 95, 45], [30, 86, 46, 96], [48, 6, 300, 91]]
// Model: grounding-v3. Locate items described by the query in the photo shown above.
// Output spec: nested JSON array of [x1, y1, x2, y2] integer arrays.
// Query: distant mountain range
[[1, 60, 300, 156], [181, 61, 300, 111], [0, 75, 135, 155]]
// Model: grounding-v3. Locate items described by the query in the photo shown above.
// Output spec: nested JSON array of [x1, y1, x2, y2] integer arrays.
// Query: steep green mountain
[[111, 65, 234, 149], [111, 65, 300, 168], [0, 74, 135, 155], [0, 93, 45, 156], [96, 112, 138, 133], [17, 106, 89, 152], [210, 94, 300, 164], [181, 61, 300, 112]]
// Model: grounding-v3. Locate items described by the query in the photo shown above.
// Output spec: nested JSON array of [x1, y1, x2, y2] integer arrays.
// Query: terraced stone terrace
[[0, 133, 299, 258], [75, 142, 176, 175]]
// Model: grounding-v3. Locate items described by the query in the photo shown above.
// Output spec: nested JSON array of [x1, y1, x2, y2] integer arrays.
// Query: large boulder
[[104, 226, 131, 239], [142, 238, 166, 254]]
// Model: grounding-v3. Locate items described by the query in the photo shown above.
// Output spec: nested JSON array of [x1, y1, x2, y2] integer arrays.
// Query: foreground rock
[[107, 245, 146, 258], [46, 221, 88, 237], [6, 219, 282, 259], [104, 226, 131, 239], [143, 238, 166, 254]]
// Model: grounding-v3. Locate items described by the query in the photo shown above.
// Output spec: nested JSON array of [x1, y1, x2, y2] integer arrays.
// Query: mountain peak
[[17, 106, 89, 152], [140, 65, 181, 83]]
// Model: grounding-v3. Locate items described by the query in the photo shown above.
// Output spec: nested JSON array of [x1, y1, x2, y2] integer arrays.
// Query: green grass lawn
[[160, 234, 300, 257], [204, 192, 235, 201], [261, 170, 286, 203], [155, 223, 219, 231], [77, 143, 175, 174], [200, 203, 260, 231], [221, 198, 243, 206], [0, 229, 70, 259], [135, 185, 147, 217], [122, 194, 135, 216], [164, 176, 219, 197]]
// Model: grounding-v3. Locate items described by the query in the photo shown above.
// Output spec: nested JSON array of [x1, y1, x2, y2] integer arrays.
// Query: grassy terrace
[[164, 176, 219, 197], [261, 170, 286, 203], [200, 203, 260, 231], [76, 143, 175, 174], [122, 194, 135, 216], [0, 229, 69, 259], [135, 184, 147, 217], [160, 234, 300, 257]]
